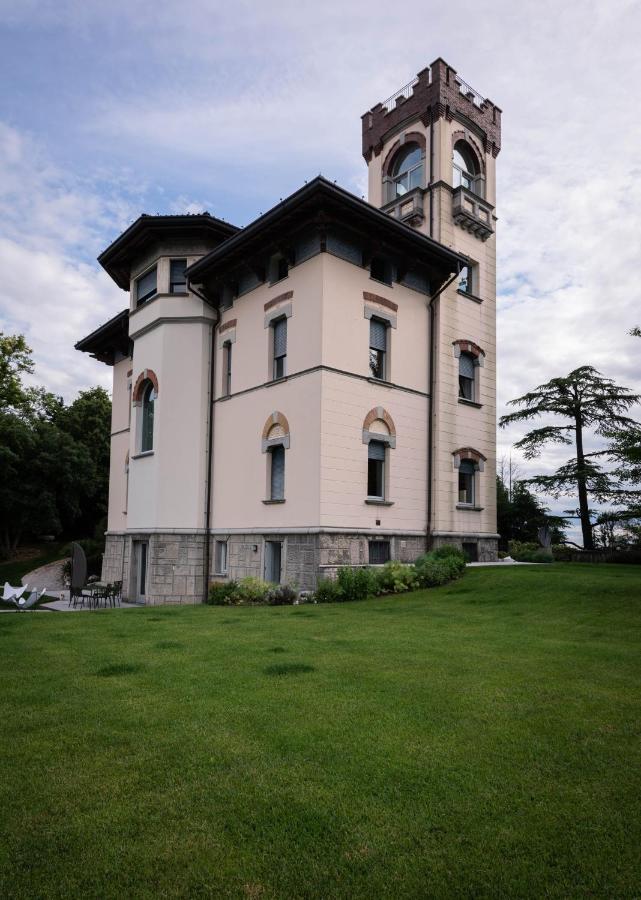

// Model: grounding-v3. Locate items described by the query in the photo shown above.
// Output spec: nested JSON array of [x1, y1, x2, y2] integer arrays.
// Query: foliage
[[508, 541, 553, 563], [499, 366, 641, 550], [375, 561, 419, 594], [337, 566, 375, 602], [234, 577, 272, 604], [206, 581, 240, 605], [414, 553, 461, 587], [313, 578, 345, 603], [0, 334, 112, 558], [267, 583, 299, 606], [497, 475, 567, 548]]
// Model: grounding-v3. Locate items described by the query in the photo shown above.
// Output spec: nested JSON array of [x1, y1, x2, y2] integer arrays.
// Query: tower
[[362, 59, 501, 559]]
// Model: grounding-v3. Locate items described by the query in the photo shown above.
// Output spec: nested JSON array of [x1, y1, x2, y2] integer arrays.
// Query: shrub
[[508, 541, 540, 562], [337, 567, 374, 602], [413, 553, 460, 588], [530, 549, 554, 563], [207, 581, 239, 605], [235, 577, 272, 604], [267, 584, 299, 606], [376, 561, 419, 594], [431, 545, 467, 564], [313, 578, 344, 604]]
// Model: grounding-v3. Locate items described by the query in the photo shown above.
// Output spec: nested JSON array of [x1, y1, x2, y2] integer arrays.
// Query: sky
[[1, 0, 639, 536]]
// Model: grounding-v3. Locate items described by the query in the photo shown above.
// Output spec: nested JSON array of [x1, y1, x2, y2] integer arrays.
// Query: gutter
[[188, 279, 219, 603], [426, 268, 462, 545]]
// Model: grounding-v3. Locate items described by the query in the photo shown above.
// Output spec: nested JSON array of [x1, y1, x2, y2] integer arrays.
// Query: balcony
[[452, 186, 494, 241], [381, 188, 424, 226]]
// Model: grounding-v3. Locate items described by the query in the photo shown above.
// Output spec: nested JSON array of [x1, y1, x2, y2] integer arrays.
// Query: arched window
[[141, 381, 155, 452], [362, 408, 396, 503], [452, 448, 486, 509], [452, 141, 480, 194], [389, 143, 423, 199], [261, 412, 290, 502]]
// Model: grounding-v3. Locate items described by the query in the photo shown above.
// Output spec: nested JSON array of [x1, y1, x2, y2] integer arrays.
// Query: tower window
[[367, 440, 386, 499], [369, 318, 388, 380], [170, 259, 187, 293], [223, 341, 232, 396], [389, 143, 423, 200], [459, 352, 476, 401], [453, 141, 481, 195], [458, 460, 475, 505], [141, 381, 155, 452], [136, 267, 157, 306], [272, 317, 287, 380], [269, 444, 285, 501]]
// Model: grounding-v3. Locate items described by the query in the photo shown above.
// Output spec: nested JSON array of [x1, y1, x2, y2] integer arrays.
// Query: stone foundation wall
[[431, 534, 498, 562], [105, 529, 496, 604]]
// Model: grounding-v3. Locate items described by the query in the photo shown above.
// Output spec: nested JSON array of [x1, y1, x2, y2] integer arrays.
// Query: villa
[[76, 57, 501, 603]]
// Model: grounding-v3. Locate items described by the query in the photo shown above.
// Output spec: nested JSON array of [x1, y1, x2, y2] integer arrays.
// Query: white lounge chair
[[7, 588, 47, 610], [3, 582, 27, 601]]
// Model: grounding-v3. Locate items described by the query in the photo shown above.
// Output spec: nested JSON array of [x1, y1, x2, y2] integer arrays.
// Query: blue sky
[[1, 0, 640, 538]]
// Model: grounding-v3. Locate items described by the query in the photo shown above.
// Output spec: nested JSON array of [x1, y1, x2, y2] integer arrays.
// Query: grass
[[0, 563, 640, 898]]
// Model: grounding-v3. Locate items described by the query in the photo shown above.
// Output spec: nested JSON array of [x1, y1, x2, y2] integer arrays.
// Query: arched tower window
[[389, 143, 423, 199], [141, 381, 155, 452], [452, 141, 481, 195]]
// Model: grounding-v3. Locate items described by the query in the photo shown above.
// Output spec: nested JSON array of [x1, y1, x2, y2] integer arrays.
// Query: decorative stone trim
[[219, 318, 237, 333], [363, 406, 396, 436], [452, 339, 485, 365], [381, 131, 427, 177], [362, 430, 396, 448], [132, 368, 159, 405], [451, 130, 486, 175], [127, 369, 133, 377], [452, 447, 486, 471], [261, 411, 291, 452], [364, 306, 397, 329], [264, 291, 293, 313], [363, 291, 398, 313], [264, 303, 293, 328]]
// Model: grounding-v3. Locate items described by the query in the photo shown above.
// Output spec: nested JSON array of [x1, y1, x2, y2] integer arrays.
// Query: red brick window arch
[[132, 370, 158, 454], [132, 369, 159, 405]]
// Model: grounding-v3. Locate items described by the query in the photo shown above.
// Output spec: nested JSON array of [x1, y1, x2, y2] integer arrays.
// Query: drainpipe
[[426, 269, 462, 548], [188, 279, 219, 603]]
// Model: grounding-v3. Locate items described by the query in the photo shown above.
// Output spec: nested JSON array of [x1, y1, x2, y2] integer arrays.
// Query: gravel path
[[21, 559, 67, 592]]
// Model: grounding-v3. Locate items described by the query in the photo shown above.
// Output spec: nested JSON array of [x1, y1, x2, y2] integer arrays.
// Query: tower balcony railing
[[452, 186, 494, 241], [455, 75, 486, 109], [381, 187, 424, 225], [381, 76, 421, 112]]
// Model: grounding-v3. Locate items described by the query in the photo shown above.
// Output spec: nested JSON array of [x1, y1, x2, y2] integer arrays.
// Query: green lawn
[[1, 564, 640, 899]]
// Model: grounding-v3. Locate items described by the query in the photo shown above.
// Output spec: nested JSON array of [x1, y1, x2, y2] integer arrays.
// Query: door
[[264, 541, 282, 584], [132, 540, 149, 602]]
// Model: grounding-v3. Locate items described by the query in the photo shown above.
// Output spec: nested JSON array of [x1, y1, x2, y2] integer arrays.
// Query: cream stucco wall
[[106, 356, 131, 532]]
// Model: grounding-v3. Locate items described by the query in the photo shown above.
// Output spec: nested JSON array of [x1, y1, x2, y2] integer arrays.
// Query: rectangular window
[[458, 264, 477, 296], [369, 541, 390, 565], [458, 461, 475, 505], [459, 353, 475, 401], [276, 257, 289, 281], [223, 341, 232, 396], [370, 257, 392, 285], [462, 542, 478, 562], [265, 540, 282, 584], [170, 259, 187, 293], [270, 444, 285, 500], [369, 318, 387, 380], [136, 267, 157, 306], [367, 440, 385, 499], [272, 317, 287, 380], [214, 540, 228, 575]]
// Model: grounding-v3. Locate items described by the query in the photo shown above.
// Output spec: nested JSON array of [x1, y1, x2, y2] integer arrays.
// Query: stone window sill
[[269, 376, 288, 386], [458, 398, 483, 409], [132, 451, 154, 460], [365, 498, 394, 506], [456, 504, 484, 511], [457, 289, 483, 304], [367, 377, 392, 387], [263, 499, 286, 505]]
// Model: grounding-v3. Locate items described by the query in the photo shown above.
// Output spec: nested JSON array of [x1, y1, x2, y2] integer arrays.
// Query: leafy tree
[[496, 475, 566, 547], [499, 367, 640, 549], [0, 334, 111, 557]]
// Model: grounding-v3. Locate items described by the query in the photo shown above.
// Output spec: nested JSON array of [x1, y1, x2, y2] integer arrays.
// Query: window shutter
[[271, 445, 285, 499], [459, 459, 476, 475], [136, 268, 157, 301], [459, 353, 475, 379], [273, 318, 287, 357], [368, 440, 386, 462], [370, 319, 387, 352]]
